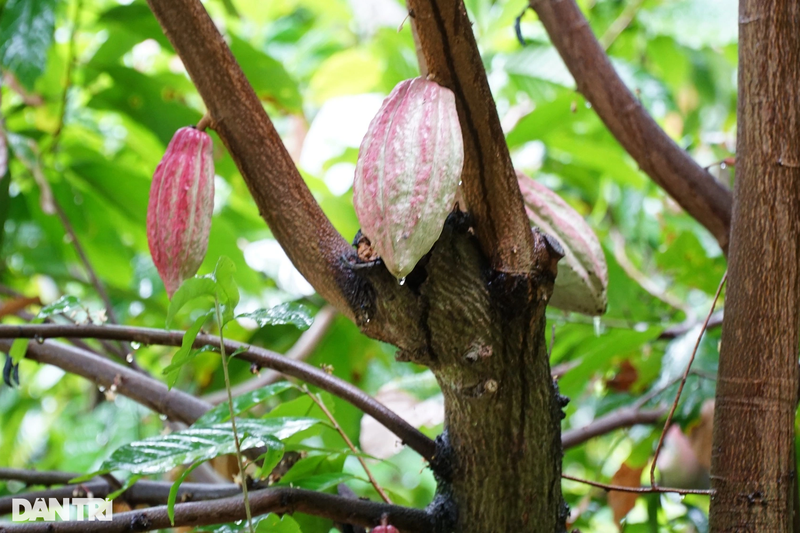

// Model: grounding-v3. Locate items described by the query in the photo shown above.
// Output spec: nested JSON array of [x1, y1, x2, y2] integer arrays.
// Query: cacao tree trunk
[[359, 217, 567, 532], [709, 0, 800, 530]]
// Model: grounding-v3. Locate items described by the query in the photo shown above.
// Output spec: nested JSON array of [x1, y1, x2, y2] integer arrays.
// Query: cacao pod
[[147, 126, 215, 298], [372, 526, 399, 533], [353, 77, 464, 280], [517, 172, 607, 315]]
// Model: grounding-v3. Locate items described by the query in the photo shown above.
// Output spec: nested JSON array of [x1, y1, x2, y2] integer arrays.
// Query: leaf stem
[[216, 299, 254, 533]]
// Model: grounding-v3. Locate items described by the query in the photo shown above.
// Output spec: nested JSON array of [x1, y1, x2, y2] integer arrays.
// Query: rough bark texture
[[709, 0, 800, 530], [357, 215, 567, 532], [530, 0, 733, 253]]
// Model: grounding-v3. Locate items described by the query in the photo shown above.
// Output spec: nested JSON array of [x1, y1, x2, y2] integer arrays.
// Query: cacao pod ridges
[[147, 126, 215, 298], [353, 77, 464, 280], [517, 171, 608, 315]]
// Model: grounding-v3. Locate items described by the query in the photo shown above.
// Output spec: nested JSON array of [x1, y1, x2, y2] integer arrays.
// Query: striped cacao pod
[[517, 172, 607, 315], [372, 525, 399, 533], [353, 77, 464, 280], [147, 127, 214, 298]]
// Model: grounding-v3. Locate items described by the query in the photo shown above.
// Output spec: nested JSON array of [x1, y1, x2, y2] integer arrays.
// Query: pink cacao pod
[[147, 127, 214, 298], [353, 77, 464, 280], [517, 172, 607, 315], [372, 526, 399, 533]]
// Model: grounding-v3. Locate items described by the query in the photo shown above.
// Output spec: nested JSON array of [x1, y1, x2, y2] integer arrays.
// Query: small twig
[[304, 386, 392, 504], [658, 310, 724, 340], [649, 270, 727, 488], [562, 407, 666, 449], [562, 473, 713, 496]]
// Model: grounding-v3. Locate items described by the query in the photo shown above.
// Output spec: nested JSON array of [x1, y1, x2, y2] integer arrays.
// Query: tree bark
[[710, 0, 800, 530]]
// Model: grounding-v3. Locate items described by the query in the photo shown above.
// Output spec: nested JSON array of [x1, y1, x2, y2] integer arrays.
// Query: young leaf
[[194, 382, 296, 426], [254, 443, 286, 481], [236, 303, 314, 331], [107, 474, 142, 501], [213, 256, 239, 325], [273, 472, 354, 492], [166, 277, 217, 327], [163, 311, 213, 388], [254, 514, 302, 533]]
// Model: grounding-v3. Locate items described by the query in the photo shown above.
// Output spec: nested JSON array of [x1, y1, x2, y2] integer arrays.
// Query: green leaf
[[273, 471, 354, 492], [11, 296, 85, 364], [166, 277, 217, 327], [236, 303, 314, 330], [0, 0, 56, 89], [168, 462, 202, 525], [213, 256, 239, 324], [254, 514, 302, 533], [107, 474, 142, 501], [254, 443, 285, 480], [194, 382, 296, 426], [163, 312, 213, 388]]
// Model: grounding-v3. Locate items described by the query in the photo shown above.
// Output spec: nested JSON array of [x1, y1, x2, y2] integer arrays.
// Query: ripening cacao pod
[[372, 526, 399, 533], [517, 172, 607, 315], [353, 77, 464, 280], [147, 127, 215, 298]]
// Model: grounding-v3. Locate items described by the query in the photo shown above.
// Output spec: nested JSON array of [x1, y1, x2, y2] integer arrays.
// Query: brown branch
[[406, 1, 540, 273], [658, 310, 724, 340], [144, 0, 358, 320], [562, 406, 666, 449], [203, 306, 337, 404], [0, 338, 210, 425], [0, 471, 242, 515], [0, 487, 435, 533], [529, 0, 733, 252], [562, 474, 712, 496], [0, 324, 436, 461]]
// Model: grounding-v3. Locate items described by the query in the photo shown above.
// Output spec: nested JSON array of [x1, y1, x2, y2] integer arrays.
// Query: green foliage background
[[0, 0, 736, 531]]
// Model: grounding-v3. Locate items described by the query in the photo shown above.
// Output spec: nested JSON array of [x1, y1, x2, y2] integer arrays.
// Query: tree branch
[[144, 0, 359, 321], [407, 0, 542, 274], [0, 472, 242, 516], [529, 0, 733, 252], [0, 324, 436, 461], [562, 406, 665, 449], [0, 487, 435, 533]]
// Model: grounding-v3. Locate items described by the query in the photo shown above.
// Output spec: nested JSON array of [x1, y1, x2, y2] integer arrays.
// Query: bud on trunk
[[353, 77, 464, 280], [517, 172, 607, 315], [147, 127, 215, 297]]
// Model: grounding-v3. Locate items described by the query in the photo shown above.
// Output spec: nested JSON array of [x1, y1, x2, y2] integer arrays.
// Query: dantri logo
[[12, 498, 113, 522]]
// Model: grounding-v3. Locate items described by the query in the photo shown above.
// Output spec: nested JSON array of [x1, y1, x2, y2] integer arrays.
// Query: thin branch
[[649, 270, 727, 487], [144, 0, 358, 321], [406, 0, 543, 274], [562, 474, 713, 496], [0, 338, 210, 425], [203, 306, 337, 404], [304, 386, 391, 504], [0, 487, 435, 533], [0, 324, 436, 461], [562, 407, 666, 449], [528, 0, 733, 252]]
